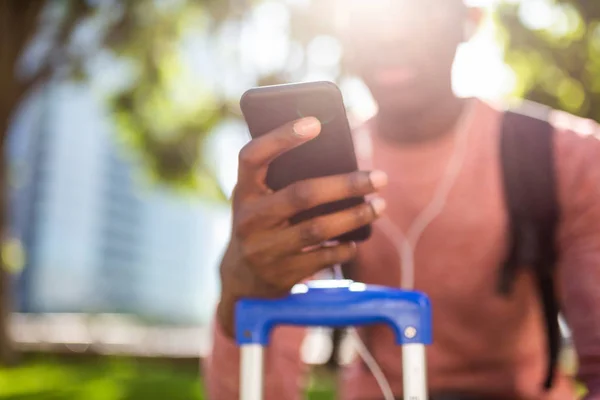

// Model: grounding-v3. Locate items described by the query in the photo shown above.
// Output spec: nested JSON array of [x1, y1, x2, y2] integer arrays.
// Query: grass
[[0, 356, 203, 400], [0, 355, 336, 400], [0, 355, 587, 400]]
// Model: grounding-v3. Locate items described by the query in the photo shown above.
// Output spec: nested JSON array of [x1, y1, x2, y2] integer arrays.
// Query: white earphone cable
[[333, 100, 475, 400], [380, 101, 474, 290], [333, 264, 395, 399]]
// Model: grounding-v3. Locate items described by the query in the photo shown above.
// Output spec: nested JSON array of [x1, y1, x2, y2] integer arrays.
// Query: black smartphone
[[239, 81, 371, 242]]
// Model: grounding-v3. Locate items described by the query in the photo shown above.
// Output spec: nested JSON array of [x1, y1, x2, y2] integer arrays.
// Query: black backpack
[[339, 101, 563, 391], [498, 101, 561, 391]]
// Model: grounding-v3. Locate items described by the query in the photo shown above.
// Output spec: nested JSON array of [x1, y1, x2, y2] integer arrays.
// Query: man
[[204, 0, 600, 399]]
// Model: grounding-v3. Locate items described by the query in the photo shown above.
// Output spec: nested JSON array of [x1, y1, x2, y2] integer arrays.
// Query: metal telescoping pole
[[241, 344, 264, 400], [402, 343, 427, 400]]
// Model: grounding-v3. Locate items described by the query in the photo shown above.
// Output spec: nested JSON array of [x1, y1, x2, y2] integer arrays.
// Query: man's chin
[[373, 89, 430, 116]]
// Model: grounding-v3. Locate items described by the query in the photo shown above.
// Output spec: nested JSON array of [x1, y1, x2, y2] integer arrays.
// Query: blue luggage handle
[[235, 280, 432, 346]]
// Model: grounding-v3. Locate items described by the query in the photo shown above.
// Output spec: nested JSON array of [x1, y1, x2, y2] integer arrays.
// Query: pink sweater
[[204, 99, 600, 400]]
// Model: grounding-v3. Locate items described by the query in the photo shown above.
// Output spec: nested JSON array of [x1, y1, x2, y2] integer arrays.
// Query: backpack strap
[[498, 101, 561, 391]]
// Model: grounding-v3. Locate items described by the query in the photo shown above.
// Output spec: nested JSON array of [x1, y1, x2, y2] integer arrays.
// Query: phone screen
[[240, 81, 371, 242]]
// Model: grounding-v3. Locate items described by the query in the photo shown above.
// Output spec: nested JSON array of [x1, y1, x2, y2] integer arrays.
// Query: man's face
[[340, 0, 468, 114]]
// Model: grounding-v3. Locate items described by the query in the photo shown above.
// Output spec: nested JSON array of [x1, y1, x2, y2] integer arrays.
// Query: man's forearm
[[204, 314, 308, 400], [216, 294, 237, 338]]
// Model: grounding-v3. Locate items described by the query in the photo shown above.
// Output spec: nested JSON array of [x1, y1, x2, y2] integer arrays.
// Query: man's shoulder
[[486, 98, 598, 137], [543, 107, 600, 209], [496, 99, 600, 155], [480, 99, 600, 208], [547, 107, 600, 160], [548, 108, 600, 140]]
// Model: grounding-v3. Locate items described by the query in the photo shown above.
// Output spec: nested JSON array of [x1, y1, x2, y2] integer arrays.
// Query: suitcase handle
[[235, 279, 432, 346]]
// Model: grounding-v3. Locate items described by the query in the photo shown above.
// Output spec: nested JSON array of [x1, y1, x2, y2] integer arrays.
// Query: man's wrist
[[216, 292, 237, 338]]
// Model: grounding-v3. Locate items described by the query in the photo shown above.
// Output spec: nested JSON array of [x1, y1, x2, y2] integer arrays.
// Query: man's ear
[[463, 7, 484, 41]]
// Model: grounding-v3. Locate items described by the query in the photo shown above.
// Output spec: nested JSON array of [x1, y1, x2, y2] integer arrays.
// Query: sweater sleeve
[[553, 113, 600, 399], [203, 313, 309, 399]]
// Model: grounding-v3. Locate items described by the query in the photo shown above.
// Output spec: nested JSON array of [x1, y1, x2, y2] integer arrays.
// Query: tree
[[276, 0, 600, 123], [0, 0, 48, 366], [495, 0, 600, 122], [0, 0, 253, 365], [2, 0, 598, 368]]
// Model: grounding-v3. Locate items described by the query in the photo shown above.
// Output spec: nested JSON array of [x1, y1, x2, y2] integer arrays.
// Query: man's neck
[[374, 95, 469, 146]]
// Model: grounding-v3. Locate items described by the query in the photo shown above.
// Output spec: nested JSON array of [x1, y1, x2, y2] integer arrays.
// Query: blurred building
[[98, 140, 144, 314], [7, 81, 228, 324], [10, 82, 109, 314], [137, 192, 229, 324]]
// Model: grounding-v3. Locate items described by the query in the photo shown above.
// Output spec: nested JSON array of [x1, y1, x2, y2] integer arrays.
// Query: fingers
[[298, 241, 357, 271], [266, 170, 388, 224], [272, 198, 387, 256], [235, 171, 388, 234], [260, 242, 358, 290], [236, 117, 321, 197], [289, 242, 358, 280]]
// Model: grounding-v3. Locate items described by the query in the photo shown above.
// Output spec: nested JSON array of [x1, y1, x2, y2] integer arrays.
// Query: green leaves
[[496, 0, 600, 121], [101, 1, 227, 200], [44, 0, 245, 202], [1, 238, 25, 274]]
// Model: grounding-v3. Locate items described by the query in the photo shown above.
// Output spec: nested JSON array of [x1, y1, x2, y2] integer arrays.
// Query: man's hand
[[216, 116, 388, 337]]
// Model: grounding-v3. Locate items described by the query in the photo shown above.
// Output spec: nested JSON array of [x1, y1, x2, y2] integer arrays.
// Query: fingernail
[[293, 117, 321, 138], [370, 197, 387, 215], [369, 170, 388, 189]]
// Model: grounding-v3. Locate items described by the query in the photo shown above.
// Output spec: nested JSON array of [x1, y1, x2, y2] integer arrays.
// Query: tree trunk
[[0, 0, 46, 366], [0, 154, 17, 366], [0, 87, 18, 364], [0, 272, 14, 365]]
